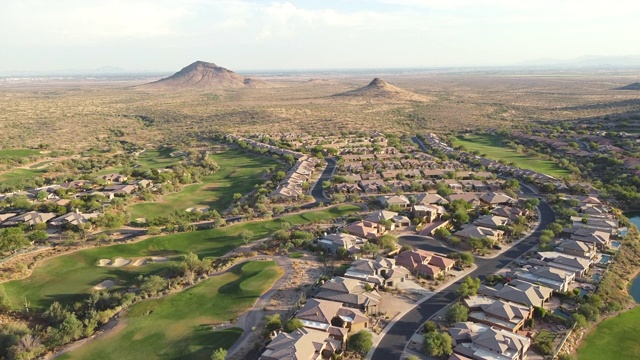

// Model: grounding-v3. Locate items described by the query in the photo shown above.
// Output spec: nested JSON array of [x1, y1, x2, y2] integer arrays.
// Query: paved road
[[411, 136, 429, 152], [307, 157, 336, 206], [371, 199, 554, 360]]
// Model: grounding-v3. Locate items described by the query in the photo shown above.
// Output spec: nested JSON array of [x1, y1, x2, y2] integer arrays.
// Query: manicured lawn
[[453, 134, 569, 178], [2, 205, 360, 310], [128, 149, 278, 220], [535, 329, 557, 343], [58, 260, 281, 360], [0, 149, 40, 158], [0, 168, 46, 186], [137, 148, 184, 170], [577, 306, 640, 360]]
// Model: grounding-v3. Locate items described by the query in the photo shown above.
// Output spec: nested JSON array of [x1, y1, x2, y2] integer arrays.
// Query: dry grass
[[1, 71, 640, 150]]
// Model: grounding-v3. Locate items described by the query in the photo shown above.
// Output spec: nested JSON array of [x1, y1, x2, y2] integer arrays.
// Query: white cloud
[[0, 0, 190, 45]]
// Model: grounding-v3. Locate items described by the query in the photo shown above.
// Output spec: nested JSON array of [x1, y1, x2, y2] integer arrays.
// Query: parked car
[[492, 244, 502, 250]]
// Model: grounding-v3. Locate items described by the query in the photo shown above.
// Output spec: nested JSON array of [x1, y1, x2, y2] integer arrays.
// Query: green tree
[[0, 228, 28, 252], [572, 313, 587, 329], [47, 313, 83, 346], [423, 320, 437, 333], [434, 228, 451, 239], [445, 303, 468, 324], [240, 229, 254, 245], [455, 276, 480, 297], [265, 314, 282, 333], [27, 230, 48, 244], [284, 318, 303, 332], [139, 275, 167, 296], [211, 348, 227, 360], [422, 331, 453, 357], [378, 234, 398, 251], [348, 330, 373, 355], [524, 198, 540, 211], [578, 303, 599, 322]]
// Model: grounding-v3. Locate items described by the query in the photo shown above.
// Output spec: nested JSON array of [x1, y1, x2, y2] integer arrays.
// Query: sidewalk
[[365, 263, 478, 360]]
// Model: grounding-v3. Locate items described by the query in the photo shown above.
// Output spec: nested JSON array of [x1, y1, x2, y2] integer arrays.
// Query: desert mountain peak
[[615, 82, 640, 91], [333, 77, 430, 102], [368, 78, 388, 87], [143, 61, 270, 89]]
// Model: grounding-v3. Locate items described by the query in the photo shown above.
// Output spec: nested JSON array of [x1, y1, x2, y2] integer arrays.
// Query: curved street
[[371, 198, 555, 360], [308, 158, 336, 205]]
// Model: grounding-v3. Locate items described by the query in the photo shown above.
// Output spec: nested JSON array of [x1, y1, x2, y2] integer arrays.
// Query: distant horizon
[[3, 54, 640, 78]]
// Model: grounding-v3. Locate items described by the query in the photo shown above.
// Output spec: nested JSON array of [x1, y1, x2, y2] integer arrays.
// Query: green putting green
[[58, 260, 281, 360], [128, 148, 279, 220], [453, 134, 569, 178], [3, 204, 361, 310], [577, 306, 640, 360]]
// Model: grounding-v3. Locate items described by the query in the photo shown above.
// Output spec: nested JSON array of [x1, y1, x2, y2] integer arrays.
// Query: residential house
[[334, 183, 362, 194], [513, 266, 575, 292], [566, 228, 611, 250], [259, 328, 341, 360], [359, 179, 385, 194], [443, 179, 464, 191], [0, 213, 18, 225], [49, 212, 99, 227], [318, 233, 367, 256], [314, 277, 382, 314], [343, 221, 385, 239], [570, 216, 618, 235], [463, 296, 533, 332], [448, 193, 481, 207], [104, 184, 137, 196], [448, 322, 530, 360], [479, 192, 516, 207], [2, 212, 56, 227], [474, 215, 510, 229], [555, 240, 596, 260], [454, 226, 505, 243], [395, 249, 455, 279], [343, 258, 410, 287], [296, 298, 369, 336], [536, 252, 591, 277], [415, 193, 449, 206], [478, 279, 552, 308], [364, 210, 398, 230], [379, 195, 411, 208], [391, 214, 411, 228], [491, 206, 526, 222], [413, 204, 447, 223]]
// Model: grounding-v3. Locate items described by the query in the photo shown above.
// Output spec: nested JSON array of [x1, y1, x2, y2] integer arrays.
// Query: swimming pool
[[600, 255, 611, 264], [611, 241, 621, 248], [592, 273, 602, 282], [553, 308, 572, 320]]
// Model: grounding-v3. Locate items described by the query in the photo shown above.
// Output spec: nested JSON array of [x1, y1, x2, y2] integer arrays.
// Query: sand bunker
[[151, 256, 168, 263], [93, 279, 115, 291], [98, 259, 112, 267], [132, 258, 148, 266], [185, 206, 209, 213], [112, 258, 132, 267]]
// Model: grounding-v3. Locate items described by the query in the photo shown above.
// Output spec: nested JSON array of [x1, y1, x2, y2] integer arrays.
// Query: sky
[[1, 0, 639, 72]]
